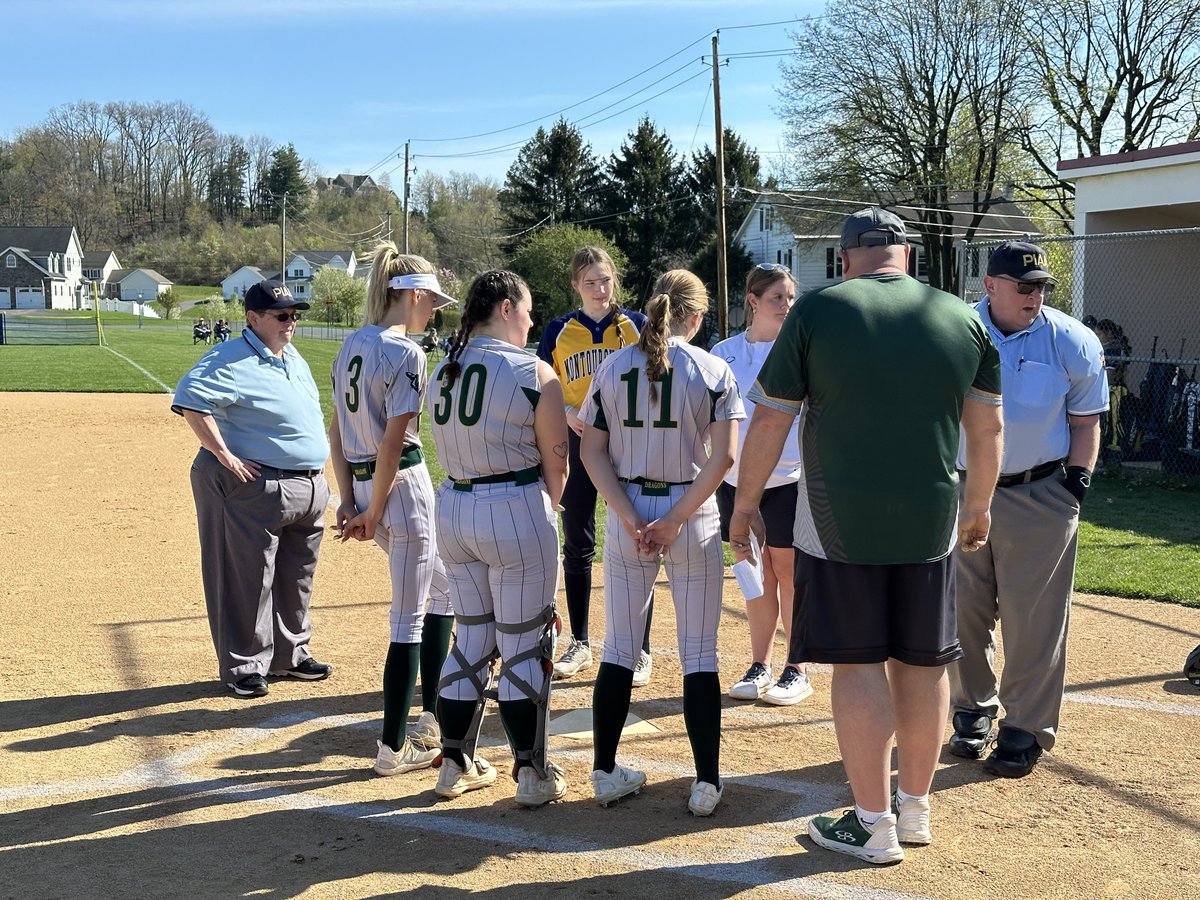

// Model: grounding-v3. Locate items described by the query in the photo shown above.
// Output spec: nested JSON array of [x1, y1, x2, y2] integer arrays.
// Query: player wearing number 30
[[329, 245, 457, 778], [427, 271, 572, 807], [580, 270, 745, 817]]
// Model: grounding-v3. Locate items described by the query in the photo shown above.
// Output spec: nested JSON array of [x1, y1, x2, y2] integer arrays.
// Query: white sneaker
[[373, 738, 439, 777], [408, 710, 441, 751], [728, 662, 772, 700], [894, 792, 932, 845], [808, 809, 904, 865], [631, 651, 653, 688], [434, 755, 497, 799], [763, 667, 813, 706], [688, 780, 723, 817], [553, 639, 593, 679], [591, 763, 646, 807], [515, 761, 568, 808]]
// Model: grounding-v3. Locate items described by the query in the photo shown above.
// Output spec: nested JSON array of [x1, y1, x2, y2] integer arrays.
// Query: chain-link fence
[[961, 228, 1200, 478]]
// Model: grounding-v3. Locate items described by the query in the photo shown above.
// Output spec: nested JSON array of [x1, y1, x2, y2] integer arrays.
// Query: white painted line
[[103, 345, 172, 393], [1065, 691, 1200, 717]]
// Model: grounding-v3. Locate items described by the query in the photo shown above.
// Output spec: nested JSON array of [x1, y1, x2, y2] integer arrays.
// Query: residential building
[[0, 226, 85, 309]]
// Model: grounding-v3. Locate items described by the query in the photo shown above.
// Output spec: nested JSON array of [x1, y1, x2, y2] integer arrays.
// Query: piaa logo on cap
[[1023, 253, 1048, 269], [272, 285, 292, 298]]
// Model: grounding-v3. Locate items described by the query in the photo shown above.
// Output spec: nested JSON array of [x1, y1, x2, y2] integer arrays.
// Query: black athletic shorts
[[716, 480, 798, 548], [789, 549, 961, 667]]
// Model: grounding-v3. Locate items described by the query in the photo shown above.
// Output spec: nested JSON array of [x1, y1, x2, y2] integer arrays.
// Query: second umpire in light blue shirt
[[173, 280, 333, 699], [949, 242, 1108, 777]]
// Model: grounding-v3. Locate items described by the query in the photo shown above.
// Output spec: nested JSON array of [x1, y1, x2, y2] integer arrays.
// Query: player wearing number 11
[[580, 269, 745, 817]]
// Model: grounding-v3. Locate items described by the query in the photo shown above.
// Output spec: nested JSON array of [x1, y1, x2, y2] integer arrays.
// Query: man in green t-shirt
[[729, 208, 1004, 865]]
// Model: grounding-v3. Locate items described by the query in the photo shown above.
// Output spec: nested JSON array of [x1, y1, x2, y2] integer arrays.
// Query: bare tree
[[779, 0, 1029, 292], [1024, 0, 1200, 221]]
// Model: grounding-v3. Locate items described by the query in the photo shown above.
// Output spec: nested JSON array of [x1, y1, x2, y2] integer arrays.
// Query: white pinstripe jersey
[[427, 335, 543, 480], [581, 337, 745, 482], [332, 325, 426, 463]]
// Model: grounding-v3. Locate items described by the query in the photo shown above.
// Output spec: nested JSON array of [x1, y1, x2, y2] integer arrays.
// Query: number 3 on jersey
[[433, 363, 488, 426], [344, 354, 363, 412]]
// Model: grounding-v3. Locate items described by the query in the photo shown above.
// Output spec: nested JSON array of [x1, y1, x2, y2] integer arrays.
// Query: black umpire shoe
[[947, 710, 996, 759], [227, 674, 269, 697], [270, 657, 333, 681], [983, 726, 1043, 778]]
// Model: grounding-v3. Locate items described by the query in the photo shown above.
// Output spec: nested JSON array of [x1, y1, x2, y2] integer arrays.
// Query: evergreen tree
[[264, 142, 310, 216], [499, 119, 602, 235], [687, 129, 765, 240], [599, 116, 691, 303]]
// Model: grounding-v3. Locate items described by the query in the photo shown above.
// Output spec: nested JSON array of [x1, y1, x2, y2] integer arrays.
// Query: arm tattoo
[[553, 441, 569, 459]]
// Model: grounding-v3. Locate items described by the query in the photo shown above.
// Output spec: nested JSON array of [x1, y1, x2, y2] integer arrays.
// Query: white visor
[[389, 273, 457, 309]]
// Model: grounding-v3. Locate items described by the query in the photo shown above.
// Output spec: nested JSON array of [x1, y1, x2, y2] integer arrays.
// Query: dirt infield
[[1, 393, 1198, 899]]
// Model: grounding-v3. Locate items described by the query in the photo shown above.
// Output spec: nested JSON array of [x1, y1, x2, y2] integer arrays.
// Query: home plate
[[550, 708, 660, 741]]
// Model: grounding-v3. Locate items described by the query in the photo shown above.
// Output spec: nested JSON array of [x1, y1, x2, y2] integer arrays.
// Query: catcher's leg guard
[[496, 606, 561, 778], [438, 611, 499, 766]]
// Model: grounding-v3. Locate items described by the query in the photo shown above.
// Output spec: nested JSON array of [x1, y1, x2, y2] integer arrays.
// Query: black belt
[[619, 476, 693, 496], [968, 459, 1065, 488], [451, 464, 541, 492], [265, 465, 323, 477], [350, 446, 424, 482]]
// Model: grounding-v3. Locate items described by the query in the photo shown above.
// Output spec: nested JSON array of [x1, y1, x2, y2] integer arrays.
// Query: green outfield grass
[[2, 327, 1196, 605]]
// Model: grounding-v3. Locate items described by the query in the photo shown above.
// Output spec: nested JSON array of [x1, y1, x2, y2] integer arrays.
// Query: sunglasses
[[756, 263, 791, 272], [261, 311, 303, 322], [995, 275, 1055, 296]]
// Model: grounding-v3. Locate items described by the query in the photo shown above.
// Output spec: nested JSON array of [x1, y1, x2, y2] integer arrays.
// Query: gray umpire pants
[[950, 475, 1081, 751], [190, 449, 330, 684]]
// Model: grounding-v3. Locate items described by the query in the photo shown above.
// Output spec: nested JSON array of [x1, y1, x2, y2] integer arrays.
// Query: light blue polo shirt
[[957, 299, 1108, 474], [172, 328, 329, 470]]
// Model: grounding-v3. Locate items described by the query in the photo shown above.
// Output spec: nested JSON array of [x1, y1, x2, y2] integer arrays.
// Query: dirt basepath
[[1, 394, 1198, 899]]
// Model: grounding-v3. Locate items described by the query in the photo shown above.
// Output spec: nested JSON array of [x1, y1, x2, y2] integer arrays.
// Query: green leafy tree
[[499, 119, 603, 235], [310, 267, 365, 326], [510, 223, 627, 338], [689, 233, 756, 338], [152, 286, 183, 320], [598, 117, 692, 303]]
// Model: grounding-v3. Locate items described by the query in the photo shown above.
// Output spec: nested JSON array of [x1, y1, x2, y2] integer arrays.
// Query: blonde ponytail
[[637, 269, 709, 403], [365, 241, 435, 326]]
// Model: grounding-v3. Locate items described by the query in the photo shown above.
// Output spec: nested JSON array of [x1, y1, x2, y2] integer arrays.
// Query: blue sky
[[4, 0, 826, 186]]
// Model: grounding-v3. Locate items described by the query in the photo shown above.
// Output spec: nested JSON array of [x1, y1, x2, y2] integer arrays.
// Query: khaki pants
[[950, 475, 1080, 751]]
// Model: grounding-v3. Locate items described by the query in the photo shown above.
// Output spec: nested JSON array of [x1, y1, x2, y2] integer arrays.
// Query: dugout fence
[[961, 228, 1200, 477]]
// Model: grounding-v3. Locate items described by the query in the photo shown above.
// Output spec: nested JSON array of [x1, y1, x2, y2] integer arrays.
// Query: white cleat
[[408, 710, 441, 751], [434, 755, 497, 799], [631, 651, 653, 688], [591, 764, 646, 807], [894, 792, 933, 845], [688, 780, 723, 817], [515, 761, 569, 808], [553, 639, 593, 679], [373, 739, 439, 777]]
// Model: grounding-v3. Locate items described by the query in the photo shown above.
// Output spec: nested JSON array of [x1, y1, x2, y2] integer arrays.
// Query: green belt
[[350, 446, 424, 482], [451, 464, 541, 492], [619, 476, 693, 497]]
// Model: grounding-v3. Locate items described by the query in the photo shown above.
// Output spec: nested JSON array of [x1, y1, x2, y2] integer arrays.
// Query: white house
[[0, 226, 85, 308], [107, 268, 173, 301], [222, 265, 269, 300], [733, 191, 1040, 324], [283, 250, 355, 299]]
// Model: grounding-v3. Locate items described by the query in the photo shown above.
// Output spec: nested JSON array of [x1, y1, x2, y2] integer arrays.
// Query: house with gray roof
[[283, 249, 356, 300], [106, 268, 173, 301], [0, 226, 85, 308]]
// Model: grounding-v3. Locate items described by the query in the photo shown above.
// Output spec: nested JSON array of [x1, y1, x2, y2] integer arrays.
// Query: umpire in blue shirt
[[173, 280, 334, 698], [949, 242, 1108, 776]]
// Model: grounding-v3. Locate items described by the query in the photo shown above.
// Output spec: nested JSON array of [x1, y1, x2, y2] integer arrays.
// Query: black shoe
[[227, 674, 269, 697], [948, 710, 995, 759], [983, 726, 1043, 778], [270, 657, 333, 680]]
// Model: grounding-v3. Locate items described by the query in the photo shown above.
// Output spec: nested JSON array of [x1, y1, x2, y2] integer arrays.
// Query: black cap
[[987, 241, 1054, 282], [245, 279, 310, 311], [840, 207, 908, 249]]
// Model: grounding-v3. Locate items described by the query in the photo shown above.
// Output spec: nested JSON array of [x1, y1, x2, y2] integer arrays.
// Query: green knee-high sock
[[381, 641, 420, 751], [436, 696, 479, 768], [683, 671, 721, 786], [498, 698, 539, 771], [420, 613, 454, 711], [592, 662, 634, 773]]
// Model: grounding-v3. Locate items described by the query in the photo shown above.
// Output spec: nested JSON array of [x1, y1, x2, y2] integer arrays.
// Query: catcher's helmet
[[1186, 643, 1200, 688]]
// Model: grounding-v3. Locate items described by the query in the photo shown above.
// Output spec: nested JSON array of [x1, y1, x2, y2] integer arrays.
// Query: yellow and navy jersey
[[536, 307, 646, 410]]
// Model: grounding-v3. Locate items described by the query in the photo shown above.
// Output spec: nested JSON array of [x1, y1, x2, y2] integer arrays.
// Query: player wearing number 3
[[427, 271, 572, 807], [580, 270, 744, 816], [329, 244, 457, 777]]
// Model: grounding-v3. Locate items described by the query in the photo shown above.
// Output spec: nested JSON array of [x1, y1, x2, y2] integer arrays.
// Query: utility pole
[[712, 33, 728, 341], [387, 210, 393, 243], [402, 141, 411, 253], [280, 192, 288, 287]]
